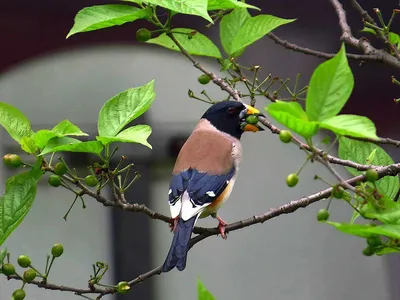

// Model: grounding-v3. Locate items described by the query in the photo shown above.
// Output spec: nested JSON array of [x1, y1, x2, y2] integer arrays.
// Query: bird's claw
[[169, 218, 179, 232], [216, 216, 228, 240]]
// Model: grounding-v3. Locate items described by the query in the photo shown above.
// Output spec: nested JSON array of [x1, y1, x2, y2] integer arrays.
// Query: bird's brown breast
[[172, 120, 241, 175]]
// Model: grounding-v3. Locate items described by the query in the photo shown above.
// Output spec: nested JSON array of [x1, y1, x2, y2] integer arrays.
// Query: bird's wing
[[169, 167, 235, 220]]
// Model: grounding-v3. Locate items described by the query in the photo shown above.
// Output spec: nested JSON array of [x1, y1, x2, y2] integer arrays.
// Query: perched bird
[[162, 101, 264, 272]]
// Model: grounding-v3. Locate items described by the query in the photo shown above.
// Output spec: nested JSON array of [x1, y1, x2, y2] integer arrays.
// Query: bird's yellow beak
[[245, 105, 262, 115], [240, 104, 265, 132]]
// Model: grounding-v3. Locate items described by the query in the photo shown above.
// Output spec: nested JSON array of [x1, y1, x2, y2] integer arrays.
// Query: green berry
[[51, 244, 64, 257], [116, 281, 131, 294], [3, 154, 22, 168], [136, 28, 151, 42], [332, 185, 344, 199], [245, 115, 259, 125], [1, 263, 15, 276], [197, 74, 211, 85], [317, 209, 330, 221], [286, 173, 299, 187], [48, 175, 61, 187], [367, 235, 381, 247], [365, 168, 379, 183], [12, 289, 26, 300], [84, 175, 98, 187], [17, 255, 31, 268], [54, 162, 68, 175], [362, 246, 375, 256], [279, 130, 292, 143], [23, 269, 36, 282]]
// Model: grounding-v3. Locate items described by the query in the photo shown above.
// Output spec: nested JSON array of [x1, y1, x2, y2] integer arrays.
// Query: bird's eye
[[227, 107, 237, 114]]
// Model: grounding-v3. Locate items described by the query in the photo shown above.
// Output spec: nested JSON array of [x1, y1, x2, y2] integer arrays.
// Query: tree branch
[[350, 0, 400, 60], [13, 161, 400, 298], [267, 32, 380, 61], [329, 0, 400, 69]]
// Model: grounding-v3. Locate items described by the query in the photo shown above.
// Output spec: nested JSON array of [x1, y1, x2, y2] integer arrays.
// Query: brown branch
[[350, 0, 400, 60], [344, 135, 400, 147], [329, 0, 400, 69], [166, 32, 242, 101], [267, 32, 380, 61], [15, 161, 400, 298]]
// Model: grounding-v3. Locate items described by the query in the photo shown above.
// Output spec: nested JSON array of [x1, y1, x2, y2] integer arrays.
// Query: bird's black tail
[[162, 215, 197, 272]]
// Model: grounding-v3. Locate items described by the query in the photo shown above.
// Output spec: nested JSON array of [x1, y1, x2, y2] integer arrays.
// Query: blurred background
[[0, 0, 399, 299]]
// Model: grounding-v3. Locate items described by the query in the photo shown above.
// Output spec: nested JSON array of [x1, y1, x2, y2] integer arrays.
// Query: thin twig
[[350, 0, 400, 59], [329, 0, 400, 69], [267, 32, 380, 61]]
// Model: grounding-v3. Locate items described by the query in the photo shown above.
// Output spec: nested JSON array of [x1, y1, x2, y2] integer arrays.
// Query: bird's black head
[[201, 101, 264, 139]]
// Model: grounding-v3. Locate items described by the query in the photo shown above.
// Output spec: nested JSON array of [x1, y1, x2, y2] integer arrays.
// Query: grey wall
[[0, 44, 392, 300]]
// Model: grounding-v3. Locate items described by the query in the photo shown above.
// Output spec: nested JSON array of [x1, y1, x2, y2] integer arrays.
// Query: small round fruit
[[365, 168, 379, 183], [17, 255, 31, 268], [116, 281, 131, 294], [12, 289, 26, 300], [362, 246, 375, 256], [279, 130, 292, 143], [286, 173, 299, 187], [51, 244, 64, 257], [48, 175, 61, 187], [1, 263, 15, 276], [84, 175, 98, 187], [317, 209, 330, 221], [245, 115, 259, 125], [23, 269, 36, 282], [332, 185, 344, 199], [136, 28, 151, 42], [54, 162, 68, 175], [197, 74, 211, 85], [3, 154, 22, 168], [367, 235, 381, 247]]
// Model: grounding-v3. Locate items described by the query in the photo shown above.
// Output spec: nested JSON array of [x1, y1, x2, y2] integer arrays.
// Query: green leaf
[[32, 121, 88, 150], [67, 5, 152, 38], [96, 125, 152, 149], [306, 44, 354, 121], [142, 0, 212, 23], [147, 29, 222, 58], [52, 120, 88, 137], [326, 221, 400, 240], [197, 278, 216, 300], [389, 32, 400, 45], [208, 0, 260, 11], [359, 194, 400, 225], [0, 102, 33, 143], [40, 137, 104, 155], [319, 114, 378, 139], [0, 247, 7, 263], [220, 8, 251, 56], [360, 27, 377, 35], [229, 14, 295, 56], [98, 80, 155, 137], [0, 158, 43, 247], [266, 101, 319, 138], [366, 148, 377, 165], [338, 137, 399, 199], [376, 246, 400, 255], [20, 136, 38, 154], [32, 130, 57, 149]]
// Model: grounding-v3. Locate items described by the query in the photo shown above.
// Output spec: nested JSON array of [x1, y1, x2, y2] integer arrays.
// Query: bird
[[162, 100, 264, 272]]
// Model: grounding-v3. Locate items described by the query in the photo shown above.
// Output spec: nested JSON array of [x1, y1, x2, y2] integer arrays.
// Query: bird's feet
[[216, 216, 228, 240], [169, 217, 179, 232]]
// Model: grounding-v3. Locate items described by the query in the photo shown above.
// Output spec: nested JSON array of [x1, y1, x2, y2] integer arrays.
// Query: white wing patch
[[180, 191, 212, 221], [206, 191, 216, 197], [169, 196, 182, 219]]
